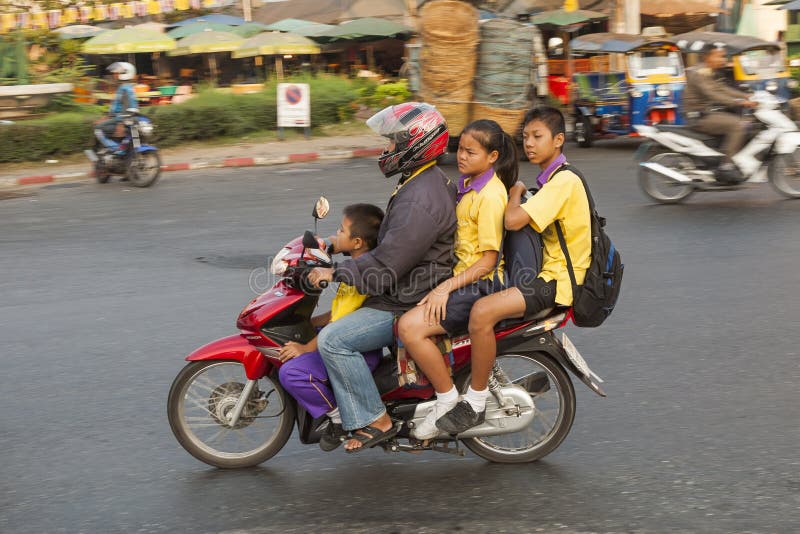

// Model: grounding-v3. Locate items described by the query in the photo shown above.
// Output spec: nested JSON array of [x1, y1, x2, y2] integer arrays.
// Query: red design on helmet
[[366, 102, 448, 177]]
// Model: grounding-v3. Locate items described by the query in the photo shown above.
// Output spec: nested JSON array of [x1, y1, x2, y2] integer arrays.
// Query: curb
[[0, 147, 384, 189]]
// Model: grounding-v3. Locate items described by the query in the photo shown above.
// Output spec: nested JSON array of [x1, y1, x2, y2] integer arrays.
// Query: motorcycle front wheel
[[127, 151, 161, 188], [167, 360, 295, 468], [638, 151, 695, 204], [460, 352, 576, 464], [768, 149, 800, 198]]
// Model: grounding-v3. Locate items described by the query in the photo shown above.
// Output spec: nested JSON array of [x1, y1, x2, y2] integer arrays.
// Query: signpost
[[277, 83, 310, 140]]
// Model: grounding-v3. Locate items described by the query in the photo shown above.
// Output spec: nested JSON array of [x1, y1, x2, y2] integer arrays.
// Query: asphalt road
[[1, 142, 799, 533]]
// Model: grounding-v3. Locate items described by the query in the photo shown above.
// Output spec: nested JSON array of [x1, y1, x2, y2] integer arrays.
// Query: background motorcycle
[[85, 111, 161, 188], [167, 198, 605, 468], [634, 91, 800, 203]]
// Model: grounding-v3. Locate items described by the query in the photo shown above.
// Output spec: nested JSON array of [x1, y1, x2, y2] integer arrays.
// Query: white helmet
[[107, 61, 136, 81]]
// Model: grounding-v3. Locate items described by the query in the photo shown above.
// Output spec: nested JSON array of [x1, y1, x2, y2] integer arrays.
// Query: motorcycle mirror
[[312, 196, 330, 220], [302, 230, 319, 249]]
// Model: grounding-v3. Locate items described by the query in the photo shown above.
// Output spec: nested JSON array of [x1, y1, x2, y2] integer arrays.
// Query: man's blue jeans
[[317, 307, 395, 431]]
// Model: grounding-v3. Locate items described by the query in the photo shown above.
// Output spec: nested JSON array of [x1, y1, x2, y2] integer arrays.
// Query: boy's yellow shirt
[[329, 282, 368, 322], [521, 168, 591, 305], [454, 174, 507, 282]]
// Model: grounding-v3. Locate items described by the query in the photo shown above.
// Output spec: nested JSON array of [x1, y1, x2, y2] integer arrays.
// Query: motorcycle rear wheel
[[167, 360, 295, 468], [460, 352, 575, 464], [768, 149, 800, 198], [638, 150, 695, 204], [95, 161, 111, 184], [127, 151, 161, 188]]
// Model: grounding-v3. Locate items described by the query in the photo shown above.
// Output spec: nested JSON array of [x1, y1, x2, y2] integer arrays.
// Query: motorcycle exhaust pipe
[[639, 161, 693, 183], [84, 149, 99, 163]]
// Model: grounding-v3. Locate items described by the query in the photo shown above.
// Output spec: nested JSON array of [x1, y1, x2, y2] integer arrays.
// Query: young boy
[[436, 106, 592, 434], [277, 203, 385, 451]]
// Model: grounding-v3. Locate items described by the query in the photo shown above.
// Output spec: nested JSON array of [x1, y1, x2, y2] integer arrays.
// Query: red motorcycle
[[167, 198, 606, 468]]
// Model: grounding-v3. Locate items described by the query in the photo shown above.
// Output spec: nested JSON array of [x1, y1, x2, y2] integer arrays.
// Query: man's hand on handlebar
[[742, 99, 758, 109], [308, 267, 333, 288]]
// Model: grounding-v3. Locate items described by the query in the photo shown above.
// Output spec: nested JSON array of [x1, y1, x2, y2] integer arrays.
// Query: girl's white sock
[[436, 385, 459, 406]]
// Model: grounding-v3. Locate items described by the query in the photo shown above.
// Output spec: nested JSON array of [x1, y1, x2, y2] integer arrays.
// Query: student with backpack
[[397, 119, 518, 441], [436, 106, 594, 434]]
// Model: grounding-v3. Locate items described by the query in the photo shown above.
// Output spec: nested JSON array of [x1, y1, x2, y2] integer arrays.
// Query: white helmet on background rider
[[107, 62, 137, 81], [366, 102, 449, 178]]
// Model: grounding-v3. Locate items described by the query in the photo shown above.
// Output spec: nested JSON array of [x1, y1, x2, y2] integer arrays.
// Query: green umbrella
[[527, 9, 608, 29], [313, 17, 412, 42], [54, 25, 106, 40], [83, 28, 175, 54], [231, 23, 270, 38], [264, 18, 334, 37], [232, 32, 321, 58], [167, 22, 235, 40], [168, 30, 244, 56]]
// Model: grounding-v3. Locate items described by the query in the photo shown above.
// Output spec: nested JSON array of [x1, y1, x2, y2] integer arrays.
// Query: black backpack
[[553, 164, 623, 327], [500, 223, 543, 294]]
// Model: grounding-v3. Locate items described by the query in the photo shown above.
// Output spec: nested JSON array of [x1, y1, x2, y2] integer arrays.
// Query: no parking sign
[[277, 83, 310, 128]]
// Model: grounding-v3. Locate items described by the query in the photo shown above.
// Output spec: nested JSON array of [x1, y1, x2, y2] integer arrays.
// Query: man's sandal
[[345, 423, 400, 454]]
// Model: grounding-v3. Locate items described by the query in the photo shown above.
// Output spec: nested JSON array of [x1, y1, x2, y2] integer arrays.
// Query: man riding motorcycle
[[94, 62, 138, 154], [683, 44, 757, 182]]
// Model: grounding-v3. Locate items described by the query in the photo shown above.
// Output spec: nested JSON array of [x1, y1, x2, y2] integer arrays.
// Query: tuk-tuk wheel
[[574, 115, 593, 148]]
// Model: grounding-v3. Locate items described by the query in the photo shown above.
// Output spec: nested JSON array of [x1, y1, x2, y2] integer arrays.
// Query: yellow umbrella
[[168, 30, 245, 82], [83, 28, 175, 54], [232, 32, 321, 58]]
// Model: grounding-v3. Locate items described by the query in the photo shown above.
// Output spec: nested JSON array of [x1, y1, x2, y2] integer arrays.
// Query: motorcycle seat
[[495, 306, 568, 331], [654, 124, 718, 142]]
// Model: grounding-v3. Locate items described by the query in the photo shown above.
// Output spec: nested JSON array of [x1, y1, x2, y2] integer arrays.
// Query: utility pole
[[614, 0, 640, 34], [242, 0, 252, 22]]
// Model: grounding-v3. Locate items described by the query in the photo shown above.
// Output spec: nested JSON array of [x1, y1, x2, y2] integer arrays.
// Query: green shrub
[[0, 75, 362, 162], [0, 112, 94, 162]]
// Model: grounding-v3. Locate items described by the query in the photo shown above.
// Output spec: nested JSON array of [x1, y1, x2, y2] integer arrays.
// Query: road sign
[[277, 83, 310, 128]]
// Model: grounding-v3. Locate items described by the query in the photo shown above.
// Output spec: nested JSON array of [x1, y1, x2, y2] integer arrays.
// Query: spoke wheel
[[460, 353, 575, 464], [127, 151, 161, 188], [769, 148, 800, 198], [638, 151, 695, 204], [167, 361, 295, 468]]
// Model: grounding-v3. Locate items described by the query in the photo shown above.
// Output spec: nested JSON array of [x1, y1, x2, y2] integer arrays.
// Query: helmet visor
[[366, 105, 407, 138]]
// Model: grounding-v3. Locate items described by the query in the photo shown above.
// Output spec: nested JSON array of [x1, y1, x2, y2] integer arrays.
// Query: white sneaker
[[412, 399, 458, 440]]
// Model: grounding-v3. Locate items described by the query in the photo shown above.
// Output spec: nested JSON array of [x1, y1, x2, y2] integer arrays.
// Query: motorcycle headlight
[[270, 248, 291, 275], [766, 81, 779, 92], [655, 85, 671, 98], [138, 121, 154, 138]]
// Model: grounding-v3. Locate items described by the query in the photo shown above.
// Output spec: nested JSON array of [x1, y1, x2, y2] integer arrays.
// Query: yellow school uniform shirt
[[454, 173, 507, 281], [520, 168, 591, 305], [329, 282, 368, 322]]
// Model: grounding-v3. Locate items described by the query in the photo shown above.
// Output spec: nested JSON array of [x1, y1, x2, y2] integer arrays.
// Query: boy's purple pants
[[278, 349, 383, 419]]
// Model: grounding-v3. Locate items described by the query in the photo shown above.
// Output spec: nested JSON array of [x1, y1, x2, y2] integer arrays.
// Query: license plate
[[562, 333, 603, 384]]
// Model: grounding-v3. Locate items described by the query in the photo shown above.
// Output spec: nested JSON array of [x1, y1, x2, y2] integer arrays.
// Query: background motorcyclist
[[94, 62, 138, 154], [683, 44, 757, 182]]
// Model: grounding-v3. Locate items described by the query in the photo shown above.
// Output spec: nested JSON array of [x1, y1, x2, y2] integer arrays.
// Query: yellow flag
[[148, 0, 162, 15], [121, 3, 134, 19], [62, 7, 78, 25], [0, 13, 15, 33], [31, 11, 48, 29], [94, 5, 109, 21], [563, 0, 579, 12], [175, 0, 190, 10]]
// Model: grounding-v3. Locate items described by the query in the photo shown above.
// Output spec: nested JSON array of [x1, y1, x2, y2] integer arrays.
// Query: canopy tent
[[132, 22, 168, 33], [232, 32, 321, 80], [264, 18, 335, 36], [167, 22, 236, 40], [54, 25, 106, 40], [778, 0, 800, 9], [231, 23, 270, 38], [673, 31, 780, 55], [169, 30, 245, 82], [571, 32, 676, 54], [312, 17, 413, 42], [82, 28, 176, 54], [253, 0, 406, 25], [168, 14, 246, 28], [527, 8, 608, 29]]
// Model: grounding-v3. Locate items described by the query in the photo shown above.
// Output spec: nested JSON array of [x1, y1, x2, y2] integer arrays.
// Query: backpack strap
[[550, 163, 593, 296], [555, 220, 578, 295]]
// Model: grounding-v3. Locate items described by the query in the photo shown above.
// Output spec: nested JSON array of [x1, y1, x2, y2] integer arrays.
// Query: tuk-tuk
[[570, 33, 686, 147], [673, 32, 796, 101]]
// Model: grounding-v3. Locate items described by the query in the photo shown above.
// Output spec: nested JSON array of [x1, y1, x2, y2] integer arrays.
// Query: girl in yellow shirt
[[397, 119, 518, 440]]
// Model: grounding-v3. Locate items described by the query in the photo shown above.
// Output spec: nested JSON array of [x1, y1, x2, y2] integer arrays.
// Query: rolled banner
[[160, 0, 175, 13], [31, 11, 48, 29], [78, 5, 93, 23], [108, 4, 122, 20], [47, 10, 61, 29], [190, 0, 201, 9], [16, 12, 31, 29], [94, 4, 109, 21], [62, 7, 78, 25]]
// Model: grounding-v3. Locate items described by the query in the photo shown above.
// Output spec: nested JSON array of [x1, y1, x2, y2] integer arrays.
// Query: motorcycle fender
[[185, 334, 271, 380], [773, 132, 800, 154], [136, 145, 158, 154], [499, 332, 606, 397]]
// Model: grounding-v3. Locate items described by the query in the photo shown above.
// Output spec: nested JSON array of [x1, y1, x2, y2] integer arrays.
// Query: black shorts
[[439, 279, 499, 336], [516, 277, 557, 318]]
